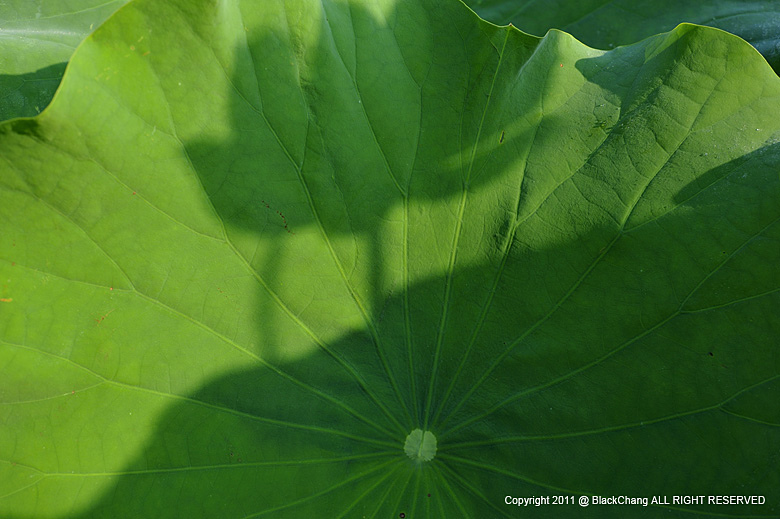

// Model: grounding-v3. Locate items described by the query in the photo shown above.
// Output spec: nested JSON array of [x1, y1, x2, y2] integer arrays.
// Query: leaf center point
[[404, 429, 437, 462]]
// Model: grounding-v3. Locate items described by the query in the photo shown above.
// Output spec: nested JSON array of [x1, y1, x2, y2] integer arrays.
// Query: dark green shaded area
[[468, 0, 780, 73], [0, 63, 66, 119], [0, 0, 129, 121]]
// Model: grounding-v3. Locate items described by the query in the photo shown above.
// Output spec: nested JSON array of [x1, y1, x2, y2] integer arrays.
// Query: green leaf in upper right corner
[[467, 0, 780, 73]]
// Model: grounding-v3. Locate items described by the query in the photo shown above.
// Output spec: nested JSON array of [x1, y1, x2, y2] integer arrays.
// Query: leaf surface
[[467, 0, 780, 73], [1, 0, 779, 517], [0, 0, 128, 120]]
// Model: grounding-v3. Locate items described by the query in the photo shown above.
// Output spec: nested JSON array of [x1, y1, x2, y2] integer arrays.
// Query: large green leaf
[[467, 0, 780, 74], [1, 0, 779, 517], [0, 0, 129, 121]]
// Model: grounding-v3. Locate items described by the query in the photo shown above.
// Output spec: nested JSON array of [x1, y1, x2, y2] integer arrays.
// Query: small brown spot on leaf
[[95, 309, 115, 325]]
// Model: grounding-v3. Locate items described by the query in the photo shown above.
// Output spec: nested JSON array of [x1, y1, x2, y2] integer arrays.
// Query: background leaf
[[467, 0, 780, 74], [0, 0, 129, 121], [1, 0, 779, 517]]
